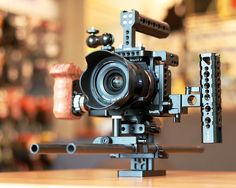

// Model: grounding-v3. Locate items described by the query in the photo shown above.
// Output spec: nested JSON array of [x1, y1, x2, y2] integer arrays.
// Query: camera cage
[[31, 10, 222, 177]]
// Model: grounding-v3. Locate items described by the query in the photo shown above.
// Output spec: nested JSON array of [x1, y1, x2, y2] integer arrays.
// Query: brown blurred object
[[21, 95, 53, 124], [0, 89, 8, 119], [7, 87, 24, 121], [50, 64, 82, 119]]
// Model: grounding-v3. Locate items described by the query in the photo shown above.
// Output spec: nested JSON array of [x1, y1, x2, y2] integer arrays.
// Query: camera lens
[[80, 50, 155, 110]]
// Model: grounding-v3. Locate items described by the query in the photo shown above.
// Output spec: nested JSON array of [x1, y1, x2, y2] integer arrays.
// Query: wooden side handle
[[50, 64, 82, 119]]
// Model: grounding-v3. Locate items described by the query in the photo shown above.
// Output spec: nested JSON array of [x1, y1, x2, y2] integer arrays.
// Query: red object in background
[[0, 89, 8, 119], [21, 95, 52, 123], [0, 87, 53, 123], [232, 0, 236, 8], [50, 63, 82, 119], [7, 87, 24, 121], [21, 95, 37, 121]]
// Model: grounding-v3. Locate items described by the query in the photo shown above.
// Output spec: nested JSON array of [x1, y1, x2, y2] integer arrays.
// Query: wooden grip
[[50, 64, 82, 119]]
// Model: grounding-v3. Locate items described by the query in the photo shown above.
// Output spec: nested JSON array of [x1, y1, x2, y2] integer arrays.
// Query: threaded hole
[[31, 144, 39, 153], [67, 144, 75, 153]]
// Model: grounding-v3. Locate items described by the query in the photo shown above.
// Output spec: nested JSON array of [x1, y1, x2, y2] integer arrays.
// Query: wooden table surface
[[0, 169, 235, 188]]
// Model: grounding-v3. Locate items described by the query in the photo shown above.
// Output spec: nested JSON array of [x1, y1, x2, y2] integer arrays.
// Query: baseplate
[[118, 170, 166, 177]]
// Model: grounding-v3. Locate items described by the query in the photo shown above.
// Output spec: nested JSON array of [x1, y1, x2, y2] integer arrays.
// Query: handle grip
[[120, 10, 170, 48], [50, 64, 82, 119]]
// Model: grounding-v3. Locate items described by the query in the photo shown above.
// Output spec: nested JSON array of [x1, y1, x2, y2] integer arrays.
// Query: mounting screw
[[100, 136, 112, 144]]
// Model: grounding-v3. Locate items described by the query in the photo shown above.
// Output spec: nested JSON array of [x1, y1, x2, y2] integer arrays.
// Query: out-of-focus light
[[22, 60, 33, 79], [10, 50, 22, 62], [13, 15, 27, 27], [7, 67, 19, 82], [174, 4, 186, 17], [45, 43, 59, 58]]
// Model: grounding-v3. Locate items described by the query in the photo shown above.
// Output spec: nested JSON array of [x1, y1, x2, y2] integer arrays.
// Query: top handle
[[120, 10, 170, 48]]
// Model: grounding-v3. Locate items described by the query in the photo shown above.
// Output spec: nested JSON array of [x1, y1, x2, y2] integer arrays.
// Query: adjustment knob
[[100, 33, 114, 46], [87, 28, 99, 35]]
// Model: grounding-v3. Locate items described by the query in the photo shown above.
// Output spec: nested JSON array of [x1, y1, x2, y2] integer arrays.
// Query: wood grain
[[0, 169, 235, 188]]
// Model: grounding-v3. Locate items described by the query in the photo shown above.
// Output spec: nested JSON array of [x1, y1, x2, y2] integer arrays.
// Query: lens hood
[[80, 50, 153, 110]]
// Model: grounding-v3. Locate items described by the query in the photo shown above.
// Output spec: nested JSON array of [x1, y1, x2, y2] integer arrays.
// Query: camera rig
[[30, 10, 222, 177]]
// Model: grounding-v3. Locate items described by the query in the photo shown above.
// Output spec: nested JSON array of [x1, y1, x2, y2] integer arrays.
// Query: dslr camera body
[[31, 10, 222, 177]]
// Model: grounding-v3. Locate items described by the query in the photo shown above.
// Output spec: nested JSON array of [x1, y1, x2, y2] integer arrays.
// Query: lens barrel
[[80, 50, 155, 110]]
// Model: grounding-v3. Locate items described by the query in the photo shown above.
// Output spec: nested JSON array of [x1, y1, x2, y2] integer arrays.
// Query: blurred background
[[0, 0, 235, 172]]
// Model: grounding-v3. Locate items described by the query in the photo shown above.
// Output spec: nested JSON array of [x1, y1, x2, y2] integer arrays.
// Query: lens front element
[[111, 75, 123, 90], [104, 69, 125, 95]]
